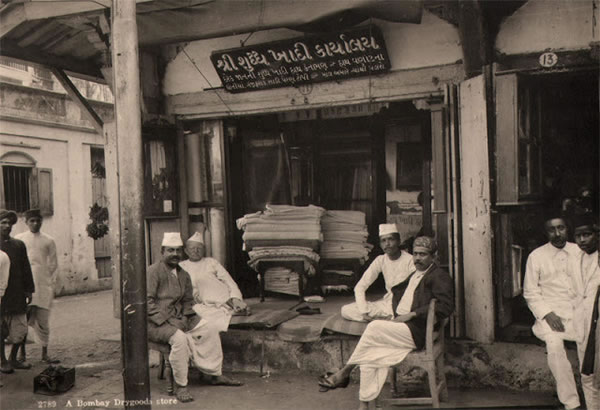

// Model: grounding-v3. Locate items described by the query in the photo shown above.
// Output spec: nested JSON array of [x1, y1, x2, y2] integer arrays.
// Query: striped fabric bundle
[[320, 210, 372, 262], [237, 205, 323, 294]]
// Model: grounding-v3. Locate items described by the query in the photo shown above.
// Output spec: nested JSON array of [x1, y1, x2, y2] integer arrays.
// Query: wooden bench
[[148, 341, 174, 395], [379, 299, 449, 408]]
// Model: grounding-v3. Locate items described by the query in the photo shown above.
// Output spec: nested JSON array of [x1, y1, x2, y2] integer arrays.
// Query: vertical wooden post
[[111, 0, 151, 407]]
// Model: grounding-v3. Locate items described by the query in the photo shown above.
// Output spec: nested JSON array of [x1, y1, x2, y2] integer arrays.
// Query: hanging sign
[[210, 26, 391, 93]]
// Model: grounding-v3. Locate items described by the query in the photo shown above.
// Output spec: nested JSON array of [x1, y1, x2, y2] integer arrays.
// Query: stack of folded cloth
[[320, 210, 372, 264], [237, 204, 325, 277]]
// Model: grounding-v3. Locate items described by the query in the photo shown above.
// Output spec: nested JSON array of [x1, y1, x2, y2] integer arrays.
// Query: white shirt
[[395, 270, 426, 315], [14, 230, 58, 309], [523, 241, 580, 321], [354, 251, 415, 314], [180, 257, 242, 306], [0, 250, 9, 298]]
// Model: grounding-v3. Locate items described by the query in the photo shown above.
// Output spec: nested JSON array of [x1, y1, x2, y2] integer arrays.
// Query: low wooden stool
[[149, 341, 174, 395]]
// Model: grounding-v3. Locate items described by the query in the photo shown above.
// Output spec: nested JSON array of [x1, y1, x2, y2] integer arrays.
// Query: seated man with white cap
[[341, 223, 415, 322], [178, 231, 246, 386], [146, 232, 199, 403], [318, 236, 454, 409]]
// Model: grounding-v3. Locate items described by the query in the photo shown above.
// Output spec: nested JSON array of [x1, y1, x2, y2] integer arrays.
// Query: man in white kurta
[[15, 209, 59, 364], [341, 223, 415, 322], [523, 215, 584, 410], [179, 231, 246, 386], [571, 214, 600, 409], [319, 237, 454, 410]]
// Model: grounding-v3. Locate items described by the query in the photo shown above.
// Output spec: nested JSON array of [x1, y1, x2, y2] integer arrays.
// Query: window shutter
[[38, 168, 54, 216], [29, 167, 40, 209]]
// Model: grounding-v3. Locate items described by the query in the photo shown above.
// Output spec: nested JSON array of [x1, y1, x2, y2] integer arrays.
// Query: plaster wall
[[496, 0, 596, 54], [1, 119, 107, 296], [163, 10, 462, 96]]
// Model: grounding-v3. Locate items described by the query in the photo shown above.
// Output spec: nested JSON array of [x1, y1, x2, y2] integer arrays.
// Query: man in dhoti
[[341, 223, 415, 322], [319, 236, 454, 409], [523, 212, 585, 410], [15, 209, 60, 364], [179, 231, 245, 386], [147, 232, 199, 403], [0, 209, 35, 373], [572, 213, 599, 409]]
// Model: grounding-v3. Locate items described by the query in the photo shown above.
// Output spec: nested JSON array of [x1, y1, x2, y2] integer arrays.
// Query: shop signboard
[[210, 26, 391, 93]]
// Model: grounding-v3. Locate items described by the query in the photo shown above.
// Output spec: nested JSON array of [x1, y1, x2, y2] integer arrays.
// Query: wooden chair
[[149, 341, 175, 395], [380, 299, 449, 408]]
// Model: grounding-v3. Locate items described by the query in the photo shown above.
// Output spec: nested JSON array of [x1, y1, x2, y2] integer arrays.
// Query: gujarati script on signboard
[[210, 26, 391, 93]]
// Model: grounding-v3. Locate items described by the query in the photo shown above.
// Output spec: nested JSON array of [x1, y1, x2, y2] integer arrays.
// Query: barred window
[[3, 165, 31, 212], [0, 152, 53, 215]]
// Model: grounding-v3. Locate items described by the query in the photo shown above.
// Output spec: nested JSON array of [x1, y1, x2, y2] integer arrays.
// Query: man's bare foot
[[174, 385, 193, 403]]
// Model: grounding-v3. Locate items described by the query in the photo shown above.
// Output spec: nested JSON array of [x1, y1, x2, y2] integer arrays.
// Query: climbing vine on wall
[[86, 202, 109, 240]]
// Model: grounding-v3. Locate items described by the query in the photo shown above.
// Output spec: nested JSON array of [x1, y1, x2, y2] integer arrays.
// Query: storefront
[[161, 9, 478, 338], [491, 0, 599, 341]]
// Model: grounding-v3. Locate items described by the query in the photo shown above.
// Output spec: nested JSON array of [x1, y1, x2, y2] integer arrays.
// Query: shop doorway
[[495, 70, 599, 342], [226, 102, 438, 297]]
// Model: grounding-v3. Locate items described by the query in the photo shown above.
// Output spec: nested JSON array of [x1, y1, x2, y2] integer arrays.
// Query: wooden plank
[[459, 74, 494, 343], [496, 49, 597, 74], [111, 0, 150, 404], [51, 68, 104, 134], [494, 74, 518, 204], [0, 3, 26, 39], [431, 107, 446, 212], [168, 64, 465, 118]]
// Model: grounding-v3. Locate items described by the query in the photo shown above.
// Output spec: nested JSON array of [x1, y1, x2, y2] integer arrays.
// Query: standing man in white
[[341, 223, 415, 322], [571, 214, 600, 409], [523, 212, 583, 410], [15, 209, 59, 364], [179, 231, 246, 386]]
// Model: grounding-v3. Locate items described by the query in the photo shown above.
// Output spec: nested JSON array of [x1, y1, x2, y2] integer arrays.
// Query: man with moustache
[[523, 212, 583, 410], [319, 236, 454, 410], [146, 232, 199, 403], [341, 223, 415, 322], [0, 209, 35, 373]]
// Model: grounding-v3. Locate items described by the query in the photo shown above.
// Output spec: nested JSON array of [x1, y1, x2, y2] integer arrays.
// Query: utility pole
[[111, 0, 151, 407]]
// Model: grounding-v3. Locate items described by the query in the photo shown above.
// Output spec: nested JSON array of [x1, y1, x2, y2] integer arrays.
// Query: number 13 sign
[[539, 52, 558, 68]]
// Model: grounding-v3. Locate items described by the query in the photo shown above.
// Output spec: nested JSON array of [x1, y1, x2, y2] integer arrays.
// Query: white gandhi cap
[[162, 232, 183, 247], [187, 231, 204, 245], [378, 223, 399, 237]]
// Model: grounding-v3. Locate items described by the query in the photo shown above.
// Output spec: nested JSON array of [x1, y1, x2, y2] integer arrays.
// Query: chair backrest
[[425, 299, 448, 354]]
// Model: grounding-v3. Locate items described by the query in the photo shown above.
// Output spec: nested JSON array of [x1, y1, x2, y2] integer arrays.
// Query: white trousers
[[187, 305, 232, 376], [341, 296, 393, 322], [28, 306, 50, 347], [533, 318, 600, 410], [347, 320, 416, 402], [168, 330, 191, 387]]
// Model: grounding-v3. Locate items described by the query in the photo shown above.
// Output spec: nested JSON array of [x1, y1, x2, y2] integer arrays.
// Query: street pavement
[[1, 290, 561, 410]]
